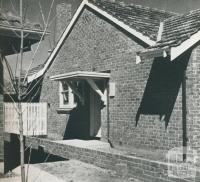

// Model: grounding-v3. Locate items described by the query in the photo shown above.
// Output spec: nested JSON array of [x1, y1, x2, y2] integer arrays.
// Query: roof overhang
[[137, 30, 200, 63], [136, 46, 170, 63], [50, 71, 110, 81]]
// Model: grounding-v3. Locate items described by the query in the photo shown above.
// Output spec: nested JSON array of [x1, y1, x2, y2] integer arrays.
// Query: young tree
[[3, 0, 56, 181], [18, 1, 25, 181]]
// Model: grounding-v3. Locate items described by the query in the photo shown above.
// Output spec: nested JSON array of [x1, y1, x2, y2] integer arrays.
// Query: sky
[[2, 0, 200, 75]]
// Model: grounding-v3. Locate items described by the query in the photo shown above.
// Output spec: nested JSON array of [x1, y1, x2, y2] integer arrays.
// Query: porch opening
[[50, 71, 110, 140]]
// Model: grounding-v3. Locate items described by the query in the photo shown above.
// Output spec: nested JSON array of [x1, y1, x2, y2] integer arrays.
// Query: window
[[59, 81, 76, 109]]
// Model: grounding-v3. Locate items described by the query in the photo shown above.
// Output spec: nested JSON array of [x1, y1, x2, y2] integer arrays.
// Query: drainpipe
[[182, 70, 187, 161]]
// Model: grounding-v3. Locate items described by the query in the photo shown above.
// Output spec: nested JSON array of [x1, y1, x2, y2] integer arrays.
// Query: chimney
[[55, 3, 72, 42]]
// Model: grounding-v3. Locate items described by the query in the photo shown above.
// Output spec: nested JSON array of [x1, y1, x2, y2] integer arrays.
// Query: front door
[[89, 88, 101, 138]]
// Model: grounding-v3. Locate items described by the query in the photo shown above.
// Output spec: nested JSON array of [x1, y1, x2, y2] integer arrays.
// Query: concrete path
[[0, 163, 65, 182], [0, 160, 133, 182]]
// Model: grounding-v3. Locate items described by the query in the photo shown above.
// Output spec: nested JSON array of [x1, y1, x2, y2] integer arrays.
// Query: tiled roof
[[90, 0, 200, 52], [148, 9, 200, 50], [89, 0, 176, 41], [0, 10, 42, 31]]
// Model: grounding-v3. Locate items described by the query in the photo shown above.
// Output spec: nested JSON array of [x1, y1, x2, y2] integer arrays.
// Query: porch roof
[[50, 71, 110, 81]]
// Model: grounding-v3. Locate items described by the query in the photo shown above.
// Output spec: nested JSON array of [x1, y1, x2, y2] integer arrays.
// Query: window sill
[[56, 107, 76, 114]]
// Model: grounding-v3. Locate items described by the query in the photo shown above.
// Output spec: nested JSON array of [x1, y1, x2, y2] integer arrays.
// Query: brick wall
[[0, 57, 3, 160], [187, 45, 200, 152], [26, 137, 200, 182], [39, 5, 200, 151]]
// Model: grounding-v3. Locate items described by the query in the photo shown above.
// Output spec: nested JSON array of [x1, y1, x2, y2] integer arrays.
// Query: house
[[7, 0, 200, 180], [27, 0, 200, 149], [0, 10, 46, 163]]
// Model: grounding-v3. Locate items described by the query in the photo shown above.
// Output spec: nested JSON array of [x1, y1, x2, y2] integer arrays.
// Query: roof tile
[[151, 9, 200, 49], [89, 0, 176, 41]]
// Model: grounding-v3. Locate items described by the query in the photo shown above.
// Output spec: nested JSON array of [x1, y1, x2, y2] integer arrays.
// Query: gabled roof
[[139, 8, 200, 61], [28, 0, 176, 83], [89, 0, 176, 41], [29, 0, 200, 81]]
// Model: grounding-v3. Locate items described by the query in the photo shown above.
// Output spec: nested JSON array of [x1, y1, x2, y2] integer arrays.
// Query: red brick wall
[[39, 5, 200, 151]]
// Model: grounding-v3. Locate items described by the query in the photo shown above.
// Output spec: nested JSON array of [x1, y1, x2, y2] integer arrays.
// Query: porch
[[4, 103, 47, 136]]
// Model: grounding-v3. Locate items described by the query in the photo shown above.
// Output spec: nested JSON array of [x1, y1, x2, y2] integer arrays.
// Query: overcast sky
[[3, 0, 200, 74]]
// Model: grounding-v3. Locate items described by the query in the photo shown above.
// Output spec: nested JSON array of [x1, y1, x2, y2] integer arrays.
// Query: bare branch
[[23, 0, 29, 24], [22, 0, 55, 84], [38, 1, 46, 26], [4, 57, 18, 94], [0, 83, 19, 113], [9, 0, 18, 14], [21, 71, 44, 97]]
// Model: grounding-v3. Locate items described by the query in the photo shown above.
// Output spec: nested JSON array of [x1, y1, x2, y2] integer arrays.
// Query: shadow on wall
[[63, 80, 105, 140], [63, 105, 90, 140], [63, 81, 90, 140], [136, 51, 191, 128]]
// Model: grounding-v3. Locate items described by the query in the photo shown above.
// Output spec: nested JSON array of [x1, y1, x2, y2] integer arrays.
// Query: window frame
[[59, 81, 77, 110]]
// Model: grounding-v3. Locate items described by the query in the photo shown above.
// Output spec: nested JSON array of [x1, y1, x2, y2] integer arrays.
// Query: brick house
[[0, 10, 44, 161], [27, 0, 200, 157]]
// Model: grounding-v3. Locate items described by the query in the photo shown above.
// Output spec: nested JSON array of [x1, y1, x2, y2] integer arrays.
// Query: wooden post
[[182, 70, 187, 161]]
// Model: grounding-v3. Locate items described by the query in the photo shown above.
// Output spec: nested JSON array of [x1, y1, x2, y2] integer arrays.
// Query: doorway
[[89, 87, 101, 139]]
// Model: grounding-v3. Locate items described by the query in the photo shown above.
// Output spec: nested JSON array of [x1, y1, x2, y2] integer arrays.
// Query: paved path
[[0, 163, 65, 182], [0, 160, 134, 182]]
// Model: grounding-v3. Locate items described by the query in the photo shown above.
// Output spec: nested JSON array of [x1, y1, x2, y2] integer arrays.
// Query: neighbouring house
[[7, 0, 200, 180], [0, 9, 46, 163]]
